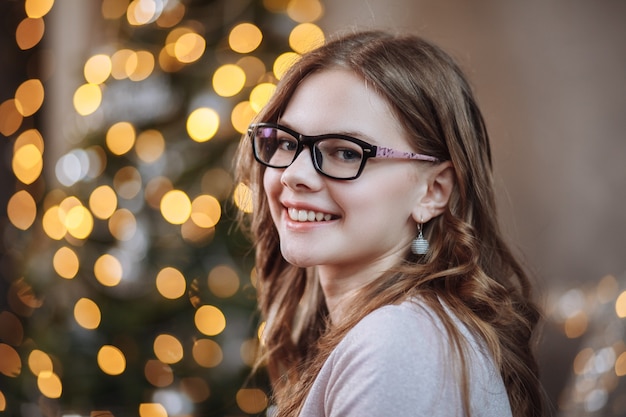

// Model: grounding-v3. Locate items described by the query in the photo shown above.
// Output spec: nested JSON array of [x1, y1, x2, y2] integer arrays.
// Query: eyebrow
[[277, 120, 381, 145]]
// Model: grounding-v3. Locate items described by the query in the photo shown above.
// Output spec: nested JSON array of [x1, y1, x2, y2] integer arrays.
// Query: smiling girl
[[235, 30, 545, 417]]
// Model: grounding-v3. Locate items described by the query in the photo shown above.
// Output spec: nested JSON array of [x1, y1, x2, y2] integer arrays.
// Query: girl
[[235, 30, 545, 417]]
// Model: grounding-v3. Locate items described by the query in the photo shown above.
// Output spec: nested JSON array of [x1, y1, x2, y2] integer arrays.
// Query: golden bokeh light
[[156, 267, 186, 300], [37, 371, 62, 398], [101, 0, 128, 20], [194, 305, 226, 336], [186, 107, 219, 142], [190, 194, 221, 228], [15, 128, 44, 153], [16, 18, 45, 50], [7, 190, 37, 230], [53, 246, 80, 279], [192, 339, 223, 368], [212, 64, 246, 97], [236, 388, 268, 414], [229, 23, 263, 54], [109, 209, 137, 241], [28, 350, 53, 376], [139, 403, 167, 417], [0, 343, 22, 377], [97, 345, 126, 375], [73, 83, 103, 116], [208, 265, 239, 298], [12, 143, 43, 185], [128, 50, 155, 81], [153, 334, 184, 364], [563, 311, 588, 339], [84, 54, 112, 84], [42, 206, 67, 240], [233, 182, 253, 213], [286, 0, 324, 23], [160, 189, 192, 225], [111, 49, 135, 79], [0, 99, 23, 136], [237, 56, 266, 87], [144, 360, 174, 387], [136, 129, 165, 163], [94, 254, 123, 286], [273, 52, 300, 80], [25, 0, 54, 18], [0, 391, 4, 411], [89, 185, 118, 220], [74, 298, 101, 330], [616, 291, 626, 318], [289, 22, 324, 54], [113, 166, 142, 200], [106, 121, 136, 156], [249, 83, 276, 113], [127, 0, 158, 26], [572, 347, 593, 375], [175, 32, 206, 63], [596, 274, 618, 303], [231, 101, 257, 134], [64, 205, 94, 240]]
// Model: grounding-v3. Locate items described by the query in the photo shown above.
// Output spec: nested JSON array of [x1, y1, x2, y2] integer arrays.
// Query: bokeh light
[[7, 190, 37, 230], [156, 267, 186, 299], [25, 0, 54, 18], [0, 99, 23, 136], [190, 194, 221, 229], [286, 0, 324, 23], [187, 107, 219, 142], [28, 350, 53, 376], [207, 265, 239, 298], [106, 121, 136, 156], [136, 129, 166, 163], [145, 360, 174, 387], [94, 254, 123, 286], [73, 83, 102, 115], [160, 189, 192, 225], [233, 182, 253, 213], [231, 101, 257, 134], [84, 54, 112, 84], [53, 246, 80, 279], [192, 339, 222, 368], [228, 23, 263, 53], [174, 32, 206, 63], [89, 185, 118, 220], [16, 17, 45, 50], [74, 298, 102, 329], [15, 79, 44, 116], [194, 305, 226, 336], [236, 388, 268, 414], [12, 143, 43, 185], [249, 83, 276, 113], [139, 403, 167, 417], [153, 334, 184, 364], [289, 22, 324, 53], [0, 344, 21, 377], [97, 345, 126, 375], [212, 64, 246, 97], [37, 371, 62, 398]]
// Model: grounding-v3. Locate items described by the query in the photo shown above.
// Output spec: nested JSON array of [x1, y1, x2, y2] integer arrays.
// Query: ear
[[412, 161, 455, 223]]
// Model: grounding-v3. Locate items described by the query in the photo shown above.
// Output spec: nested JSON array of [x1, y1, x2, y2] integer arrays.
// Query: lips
[[287, 207, 335, 222]]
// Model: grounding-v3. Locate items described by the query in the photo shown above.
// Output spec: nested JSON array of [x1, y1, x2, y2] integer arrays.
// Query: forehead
[[279, 68, 409, 148]]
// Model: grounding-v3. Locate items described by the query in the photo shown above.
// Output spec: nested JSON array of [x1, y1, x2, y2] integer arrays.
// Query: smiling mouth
[[287, 208, 336, 222]]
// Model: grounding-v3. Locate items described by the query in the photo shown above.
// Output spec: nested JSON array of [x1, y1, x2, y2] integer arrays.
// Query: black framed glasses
[[249, 123, 440, 180]]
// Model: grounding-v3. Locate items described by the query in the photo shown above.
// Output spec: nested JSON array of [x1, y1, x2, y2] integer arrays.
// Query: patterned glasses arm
[[375, 146, 439, 163]]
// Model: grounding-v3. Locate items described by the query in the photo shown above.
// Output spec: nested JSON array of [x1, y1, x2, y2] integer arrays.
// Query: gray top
[[298, 299, 512, 417]]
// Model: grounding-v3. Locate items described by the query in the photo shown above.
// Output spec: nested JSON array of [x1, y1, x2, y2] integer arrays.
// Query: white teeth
[[288, 208, 334, 222]]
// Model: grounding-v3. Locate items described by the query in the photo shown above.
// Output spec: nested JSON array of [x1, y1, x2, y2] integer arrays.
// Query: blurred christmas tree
[[0, 0, 325, 416]]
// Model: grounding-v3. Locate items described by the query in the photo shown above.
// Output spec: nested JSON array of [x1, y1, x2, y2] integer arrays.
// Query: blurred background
[[0, 0, 625, 416]]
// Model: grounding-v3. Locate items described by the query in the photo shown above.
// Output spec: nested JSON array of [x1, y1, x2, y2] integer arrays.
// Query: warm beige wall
[[320, 0, 626, 291]]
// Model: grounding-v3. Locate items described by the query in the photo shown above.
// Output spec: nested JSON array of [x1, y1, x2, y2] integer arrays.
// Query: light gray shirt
[[298, 299, 512, 417]]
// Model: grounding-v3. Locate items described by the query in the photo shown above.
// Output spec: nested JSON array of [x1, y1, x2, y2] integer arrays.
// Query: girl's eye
[[336, 149, 361, 161], [277, 137, 298, 151]]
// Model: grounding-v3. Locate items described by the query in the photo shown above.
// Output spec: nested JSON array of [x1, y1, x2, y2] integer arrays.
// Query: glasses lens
[[315, 139, 364, 179], [253, 126, 298, 167]]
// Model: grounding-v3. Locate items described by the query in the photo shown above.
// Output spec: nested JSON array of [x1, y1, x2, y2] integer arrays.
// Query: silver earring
[[411, 222, 429, 255]]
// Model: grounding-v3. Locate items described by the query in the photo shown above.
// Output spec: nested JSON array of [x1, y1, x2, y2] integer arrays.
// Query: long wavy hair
[[235, 30, 545, 417]]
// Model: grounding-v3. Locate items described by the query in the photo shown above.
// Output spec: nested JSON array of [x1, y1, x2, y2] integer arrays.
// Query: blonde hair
[[235, 30, 544, 417]]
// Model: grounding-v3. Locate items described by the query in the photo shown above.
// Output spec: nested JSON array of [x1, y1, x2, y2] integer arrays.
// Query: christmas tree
[[0, 0, 325, 415]]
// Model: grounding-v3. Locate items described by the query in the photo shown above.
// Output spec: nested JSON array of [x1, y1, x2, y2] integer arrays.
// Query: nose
[[280, 146, 323, 191]]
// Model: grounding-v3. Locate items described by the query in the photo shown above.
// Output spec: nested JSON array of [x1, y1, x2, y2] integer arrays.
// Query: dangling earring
[[411, 221, 429, 255]]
